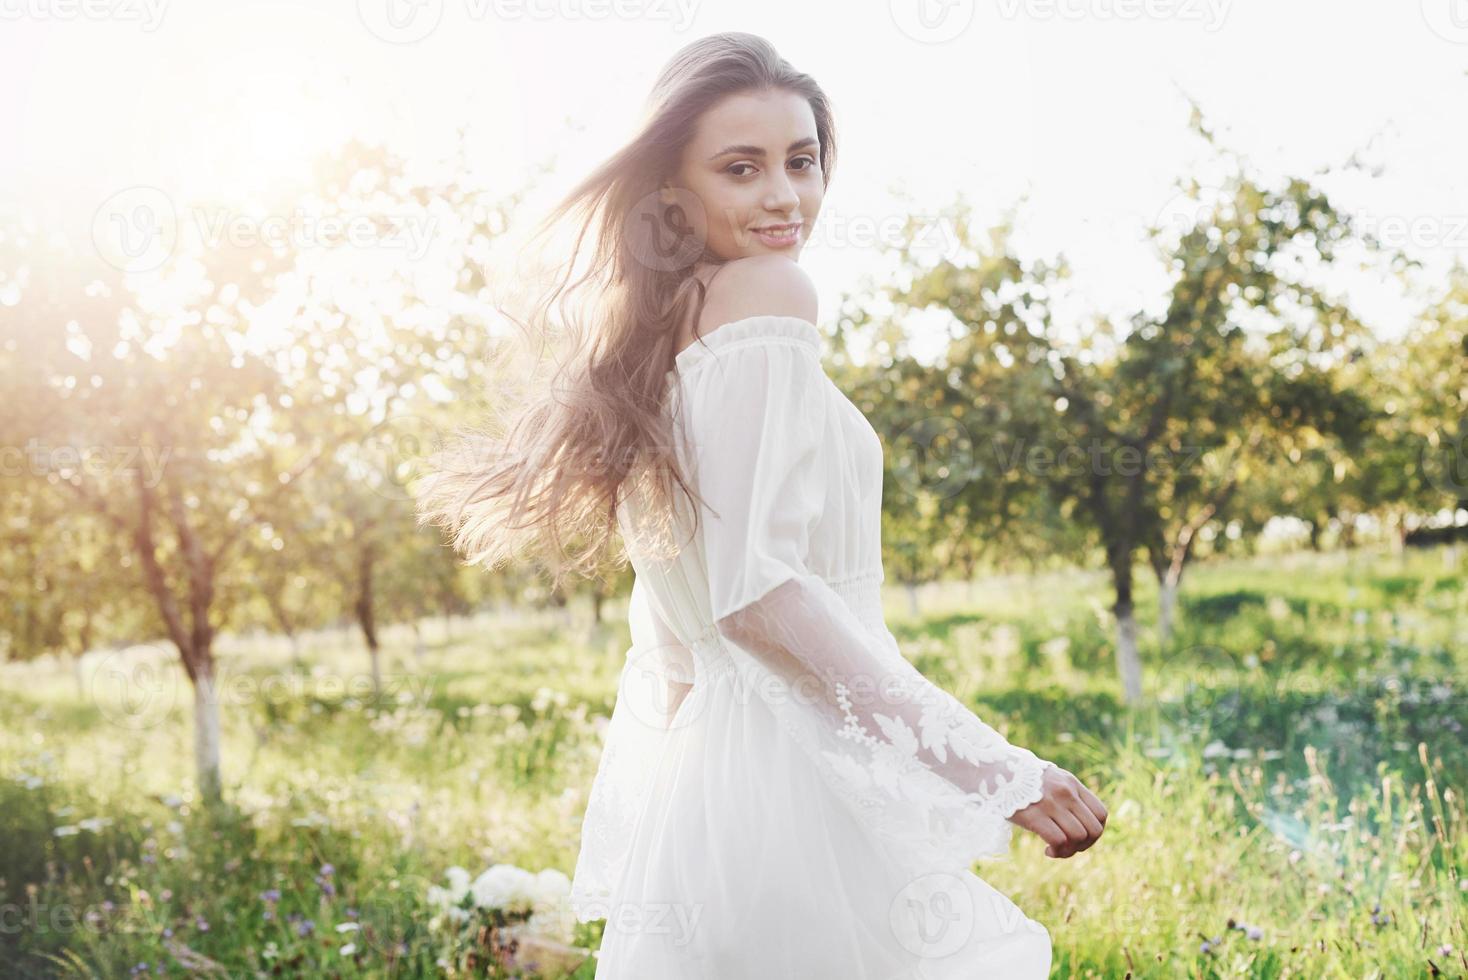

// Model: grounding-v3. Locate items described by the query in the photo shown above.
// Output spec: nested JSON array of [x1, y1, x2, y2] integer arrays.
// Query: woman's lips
[[752, 224, 801, 247]]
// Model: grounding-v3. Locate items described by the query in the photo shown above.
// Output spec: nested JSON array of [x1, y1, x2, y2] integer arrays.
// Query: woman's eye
[[726, 156, 816, 178]]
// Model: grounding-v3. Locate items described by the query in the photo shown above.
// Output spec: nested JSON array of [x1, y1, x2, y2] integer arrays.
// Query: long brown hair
[[413, 32, 837, 591]]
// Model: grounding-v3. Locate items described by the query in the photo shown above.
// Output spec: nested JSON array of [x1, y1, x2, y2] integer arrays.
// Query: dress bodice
[[623, 314, 889, 682]]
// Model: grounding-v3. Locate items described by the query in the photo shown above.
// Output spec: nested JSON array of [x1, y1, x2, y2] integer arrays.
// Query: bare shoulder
[[694, 255, 818, 342]]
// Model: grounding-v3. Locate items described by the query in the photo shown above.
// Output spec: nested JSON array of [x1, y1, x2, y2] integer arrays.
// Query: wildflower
[[296, 918, 315, 937], [339, 943, 357, 956], [470, 864, 536, 913]]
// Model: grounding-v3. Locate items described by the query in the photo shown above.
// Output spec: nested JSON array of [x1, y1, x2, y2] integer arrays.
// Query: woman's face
[[665, 88, 824, 264]]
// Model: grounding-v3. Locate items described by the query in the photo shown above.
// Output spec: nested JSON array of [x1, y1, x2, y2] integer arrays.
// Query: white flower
[[338, 943, 357, 956], [471, 864, 536, 913], [335, 922, 360, 933], [523, 907, 577, 944], [528, 869, 571, 907], [443, 865, 472, 902], [426, 885, 460, 913]]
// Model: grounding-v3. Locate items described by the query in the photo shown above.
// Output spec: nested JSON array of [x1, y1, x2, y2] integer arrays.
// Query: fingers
[[1016, 766, 1109, 859], [1078, 783, 1108, 828], [1049, 804, 1089, 856], [1025, 812, 1065, 857], [1044, 774, 1107, 858], [1071, 801, 1104, 851]]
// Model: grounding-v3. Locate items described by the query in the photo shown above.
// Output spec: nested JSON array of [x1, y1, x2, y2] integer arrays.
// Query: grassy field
[[1, 545, 1464, 978]]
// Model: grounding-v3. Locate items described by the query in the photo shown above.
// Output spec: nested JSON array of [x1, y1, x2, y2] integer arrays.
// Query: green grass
[[1, 544, 1464, 978]]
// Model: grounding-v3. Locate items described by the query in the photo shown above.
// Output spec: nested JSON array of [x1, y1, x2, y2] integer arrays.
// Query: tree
[[886, 117, 1378, 705]]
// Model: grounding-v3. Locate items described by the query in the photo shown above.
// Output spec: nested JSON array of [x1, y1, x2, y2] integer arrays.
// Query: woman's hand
[[1009, 763, 1107, 858]]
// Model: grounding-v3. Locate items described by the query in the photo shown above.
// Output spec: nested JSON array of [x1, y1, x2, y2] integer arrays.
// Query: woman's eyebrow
[[707, 137, 819, 161]]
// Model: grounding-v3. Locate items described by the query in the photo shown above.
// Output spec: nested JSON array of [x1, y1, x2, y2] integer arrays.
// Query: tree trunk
[[1157, 578, 1177, 648], [1110, 552, 1143, 707], [904, 582, 919, 619], [354, 542, 382, 696], [1115, 600, 1143, 707], [192, 663, 222, 805]]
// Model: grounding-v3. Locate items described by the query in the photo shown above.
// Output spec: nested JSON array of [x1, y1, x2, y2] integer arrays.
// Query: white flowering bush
[[425, 862, 583, 974]]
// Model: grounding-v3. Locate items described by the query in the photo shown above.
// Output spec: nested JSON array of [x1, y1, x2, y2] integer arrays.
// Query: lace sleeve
[[681, 328, 1054, 869]]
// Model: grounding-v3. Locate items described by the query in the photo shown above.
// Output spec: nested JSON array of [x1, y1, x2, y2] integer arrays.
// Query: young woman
[[417, 31, 1106, 979]]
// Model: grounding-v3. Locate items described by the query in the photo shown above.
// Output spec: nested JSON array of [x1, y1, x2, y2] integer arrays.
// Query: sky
[[3, 0, 1465, 361]]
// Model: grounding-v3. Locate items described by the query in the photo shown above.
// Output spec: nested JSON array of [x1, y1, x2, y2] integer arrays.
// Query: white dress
[[570, 314, 1055, 979]]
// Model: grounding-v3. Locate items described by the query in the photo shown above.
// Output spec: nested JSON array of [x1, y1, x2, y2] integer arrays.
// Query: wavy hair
[[413, 32, 838, 590]]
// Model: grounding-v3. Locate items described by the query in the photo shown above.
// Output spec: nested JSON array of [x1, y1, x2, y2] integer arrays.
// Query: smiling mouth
[[752, 223, 801, 245]]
